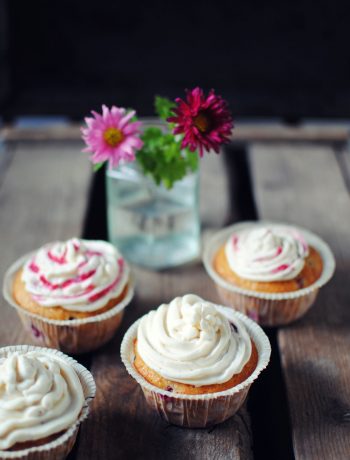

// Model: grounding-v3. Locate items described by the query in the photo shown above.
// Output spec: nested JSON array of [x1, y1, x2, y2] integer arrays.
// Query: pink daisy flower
[[81, 105, 143, 168], [168, 87, 233, 157]]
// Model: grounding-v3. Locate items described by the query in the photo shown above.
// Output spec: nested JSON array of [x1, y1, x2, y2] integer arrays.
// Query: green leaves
[[129, 96, 199, 189], [93, 162, 104, 172], [136, 125, 198, 189], [154, 96, 176, 121]]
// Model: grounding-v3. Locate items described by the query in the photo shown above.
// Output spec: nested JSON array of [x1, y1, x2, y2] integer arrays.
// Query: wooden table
[[0, 122, 349, 459]]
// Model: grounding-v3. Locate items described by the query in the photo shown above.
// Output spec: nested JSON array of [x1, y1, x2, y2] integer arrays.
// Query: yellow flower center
[[193, 112, 210, 133], [104, 128, 124, 147]]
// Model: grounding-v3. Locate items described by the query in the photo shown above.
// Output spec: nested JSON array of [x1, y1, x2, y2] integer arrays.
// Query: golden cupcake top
[[21, 238, 129, 312], [136, 294, 252, 386], [225, 224, 309, 282], [0, 351, 85, 450]]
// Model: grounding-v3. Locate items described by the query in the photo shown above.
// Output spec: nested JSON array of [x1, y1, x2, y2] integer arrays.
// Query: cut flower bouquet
[[81, 88, 233, 269], [82, 87, 233, 188]]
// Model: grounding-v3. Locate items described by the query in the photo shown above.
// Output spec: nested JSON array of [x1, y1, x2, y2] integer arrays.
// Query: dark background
[[0, 4, 347, 459], [1, 0, 350, 122]]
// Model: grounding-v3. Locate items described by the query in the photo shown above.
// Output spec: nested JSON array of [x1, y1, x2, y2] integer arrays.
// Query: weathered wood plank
[[76, 154, 253, 460], [0, 140, 91, 345], [336, 147, 350, 194], [249, 143, 350, 459], [234, 122, 350, 143], [0, 140, 13, 186], [76, 268, 253, 460], [1, 121, 349, 144], [200, 153, 231, 228]]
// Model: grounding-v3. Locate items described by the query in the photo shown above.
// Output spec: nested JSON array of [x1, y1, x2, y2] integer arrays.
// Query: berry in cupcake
[[4, 238, 134, 353], [203, 222, 335, 326], [12, 238, 131, 320], [213, 224, 323, 293], [133, 294, 259, 394], [0, 350, 87, 451], [121, 294, 270, 427]]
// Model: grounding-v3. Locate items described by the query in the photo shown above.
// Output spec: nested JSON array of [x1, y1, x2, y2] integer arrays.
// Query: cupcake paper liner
[[203, 221, 336, 326], [120, 309, 271, 428], [3, 253, 135, 354], [0, 345, 96, 460]]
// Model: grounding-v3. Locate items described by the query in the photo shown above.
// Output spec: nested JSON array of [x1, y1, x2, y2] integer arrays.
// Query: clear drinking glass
[[106, 161, 200, 269]]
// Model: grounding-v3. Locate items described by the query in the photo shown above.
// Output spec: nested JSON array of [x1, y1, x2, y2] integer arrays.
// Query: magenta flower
[[168, 87, 233, 157], [81, 105, 143, 168]]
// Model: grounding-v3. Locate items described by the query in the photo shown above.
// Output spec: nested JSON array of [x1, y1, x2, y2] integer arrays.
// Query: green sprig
[[136, 128, 198, 189], [154, 96, 176, 121], [135, 96, 198, 189], [93, 162, 104, 172]]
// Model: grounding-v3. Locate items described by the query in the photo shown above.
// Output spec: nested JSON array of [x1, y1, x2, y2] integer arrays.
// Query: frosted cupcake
[[3, 238, 134, 353], [0, 345, 95, 459], [203, 221, 335, 326], [121, 294, 270, 428]]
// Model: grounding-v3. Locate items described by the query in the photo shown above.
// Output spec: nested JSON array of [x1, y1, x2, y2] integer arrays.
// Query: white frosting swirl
[[0, 352, 84, 450], [225, 225, 309, 282], [137, 294, 252, 386], [22, 238, 129, 312]]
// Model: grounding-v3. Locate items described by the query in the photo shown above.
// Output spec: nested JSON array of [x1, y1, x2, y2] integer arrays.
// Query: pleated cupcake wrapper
[[3, 253, 135, 354], [203, 221, 336, 326], [0, 345, 96, 460], [120, 309, 271, 428]]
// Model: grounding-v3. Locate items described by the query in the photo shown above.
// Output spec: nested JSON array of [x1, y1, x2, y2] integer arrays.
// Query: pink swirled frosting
[[225, 225, 309, 282], [21, 238, 129, 312]]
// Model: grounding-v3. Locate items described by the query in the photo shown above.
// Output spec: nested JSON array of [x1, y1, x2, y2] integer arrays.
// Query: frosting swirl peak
[[137, 294, 252, 386], [22, 238, 129, 312], [225, 225, 309, 282], [0, 352, 84, 450]]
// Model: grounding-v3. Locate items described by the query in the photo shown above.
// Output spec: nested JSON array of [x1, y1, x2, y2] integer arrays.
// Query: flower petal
[[170, 88, 233, 156], [81, 104, 143, 169]]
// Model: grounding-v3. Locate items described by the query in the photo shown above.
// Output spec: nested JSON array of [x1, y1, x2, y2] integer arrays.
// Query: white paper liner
[[2, 253, 135, 354], [202, 221, 336, 326], [0, 345, 96, 460], [120, 308, 271, 428]]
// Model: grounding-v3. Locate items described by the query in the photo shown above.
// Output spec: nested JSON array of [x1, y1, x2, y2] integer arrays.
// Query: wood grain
[[0, 137, 252, 459], [200, 152, 231, 228], [336, 147, 350, 195], [0, 140, 91, 345], [75, 154, 253, 460], [249, 143, 350, 459], [1, 121, 349, 144], [75, 267, 253, 460]]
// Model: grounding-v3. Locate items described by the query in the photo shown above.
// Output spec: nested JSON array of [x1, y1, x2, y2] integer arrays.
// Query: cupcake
[[3, 238, 134, 354], [121, 294, 270, 428], [203, 221, 335, 326], [0, 345, 95, 460]]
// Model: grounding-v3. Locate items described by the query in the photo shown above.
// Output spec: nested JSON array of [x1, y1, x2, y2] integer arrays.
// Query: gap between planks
[[0, 140, 91, 345], [249, 143, 350, 460], [1, 121, 349, 144], [0, 141, 253, 460], [75, 153, 254, 460]]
